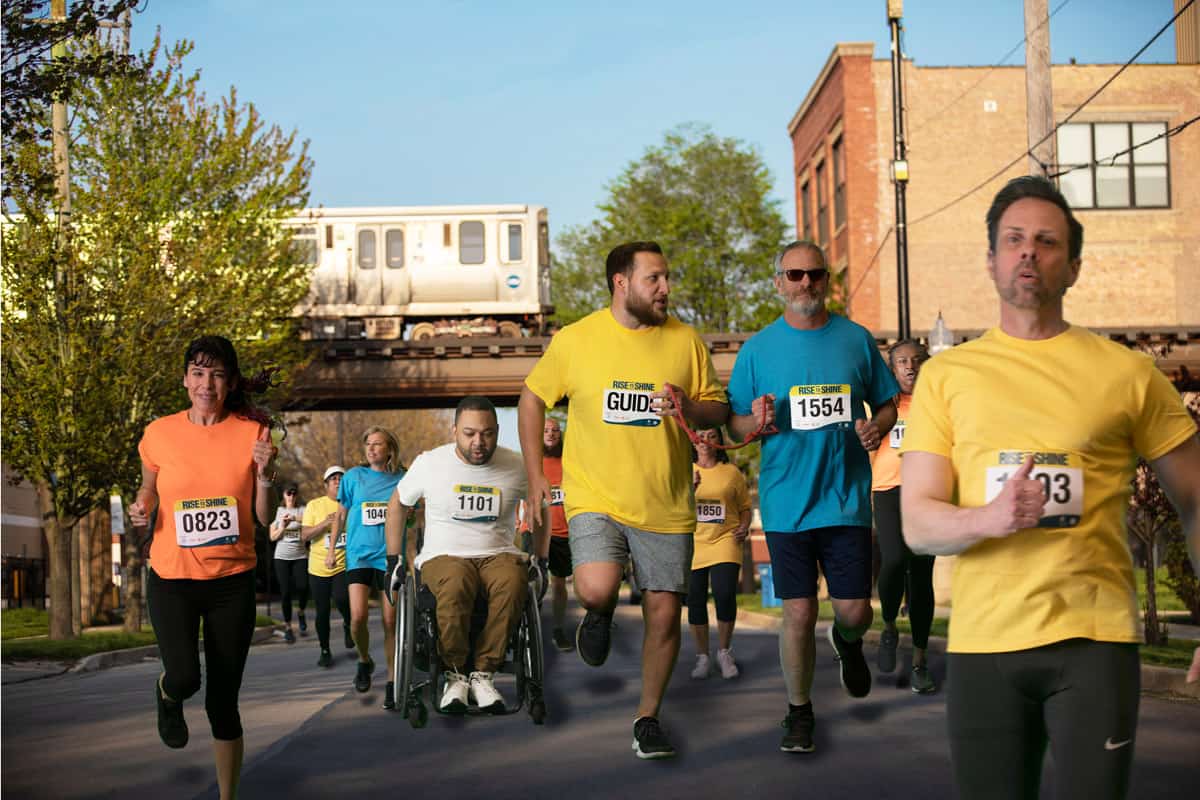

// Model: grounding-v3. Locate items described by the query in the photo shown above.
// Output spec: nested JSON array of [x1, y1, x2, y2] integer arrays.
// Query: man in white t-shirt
[[385, 396, 534, 714]]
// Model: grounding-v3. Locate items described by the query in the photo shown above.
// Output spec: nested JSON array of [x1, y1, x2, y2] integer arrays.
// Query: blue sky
[[130, 0, 1178, 240]]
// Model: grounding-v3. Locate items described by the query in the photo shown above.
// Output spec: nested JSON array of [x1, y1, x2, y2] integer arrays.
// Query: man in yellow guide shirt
[[518, 241, 729, 760], [901, 176, 1200, 799]]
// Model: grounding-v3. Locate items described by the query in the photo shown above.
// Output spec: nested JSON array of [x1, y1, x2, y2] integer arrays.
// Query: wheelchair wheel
[[516, 583, 546, 723], [406, 698, 428, 729], [392, 573, 416, 714]]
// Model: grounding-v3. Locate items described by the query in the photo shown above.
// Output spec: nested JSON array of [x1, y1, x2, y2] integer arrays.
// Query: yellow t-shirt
[[901, 325, 1197, 653], [525, 309, 727, 533], [692, 462, 752, 569], [304, 495, 345, 577]]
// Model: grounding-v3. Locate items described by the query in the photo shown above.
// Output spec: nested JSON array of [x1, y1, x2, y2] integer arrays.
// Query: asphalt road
[[3, 602, 1198, 799]]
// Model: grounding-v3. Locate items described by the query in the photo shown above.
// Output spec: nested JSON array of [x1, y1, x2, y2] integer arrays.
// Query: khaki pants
[[420, 553, 528, 673]]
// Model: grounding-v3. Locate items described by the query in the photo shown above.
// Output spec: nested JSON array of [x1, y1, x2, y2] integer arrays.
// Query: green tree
[[2, 36, 313, 638], [554, 125, 789, 332]]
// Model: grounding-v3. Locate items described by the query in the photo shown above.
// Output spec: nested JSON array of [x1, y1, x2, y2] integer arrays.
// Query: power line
[[847, 226, 893, 303], [909, 0, 1194, 228], [1047, 114, 1200, 179]]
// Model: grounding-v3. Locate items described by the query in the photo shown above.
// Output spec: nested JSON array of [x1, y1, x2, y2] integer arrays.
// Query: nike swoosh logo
[[1104, 737, 1132, 750]]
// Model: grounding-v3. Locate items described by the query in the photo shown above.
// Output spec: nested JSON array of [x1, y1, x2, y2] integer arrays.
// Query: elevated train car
[[287, 204, 551, 339]]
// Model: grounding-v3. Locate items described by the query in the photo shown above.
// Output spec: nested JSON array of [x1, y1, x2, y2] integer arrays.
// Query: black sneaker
[[383, 681, 396, 710], [354, 658, 374, 693], [827, 625, 872, 698], [632, 716, 676, 759], [576, 611, 613, 667], [284, 627, 296, 644], [344, 627, 356, 650], [298, 614, 308, 635], [780, 703, 815, 753], [552, 627, 574, 652], [877, 627, 899, 674], [911, 664, 937, 695], [155, 678, 188, 749], [317, 649, 333, 668]]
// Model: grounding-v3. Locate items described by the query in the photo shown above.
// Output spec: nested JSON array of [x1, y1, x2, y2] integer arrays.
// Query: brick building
[[786, 42, 1200, 339]]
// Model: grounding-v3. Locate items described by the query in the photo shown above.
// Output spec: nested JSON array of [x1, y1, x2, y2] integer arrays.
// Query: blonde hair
[[361, 426, 403, 472]]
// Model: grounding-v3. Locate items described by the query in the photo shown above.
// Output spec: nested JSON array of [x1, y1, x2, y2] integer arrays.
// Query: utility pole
[[887, 0, 911, 340], [1024, 0, 1056, 176]]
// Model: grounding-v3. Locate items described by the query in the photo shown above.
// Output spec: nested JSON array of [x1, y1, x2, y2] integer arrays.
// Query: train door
[[380, 226, 410, 306]]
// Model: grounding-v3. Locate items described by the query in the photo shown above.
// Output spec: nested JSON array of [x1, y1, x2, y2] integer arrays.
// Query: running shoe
[[317, 649, 333, 668], [690, 653, 711, 679], [576, 610, 613, 667], [354, 658, 374, 693], [439, 671, 469, 713], [877, 627, 899, 674], [155, 677, 188, 749], [298, 613, 307, 635], [632, 716, 676, 760], [344, 627, 355, 650], [911, 664, 937, 695], [716, 648, 739, 679], [827, 624, 872, 698], [383, 681, 396, 710], [552, 627, 574, 652], [780, 703, 815, 753], [469, 671, 505, 713], [284, 627, 296, 644]]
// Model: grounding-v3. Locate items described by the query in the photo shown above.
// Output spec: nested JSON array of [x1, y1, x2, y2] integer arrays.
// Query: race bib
[[789, 384, 852, 431], [174, 496, 239, 548], [325, 531, 347, 550], [696, 500, 726, 524], [549, 486, 565, 506], [984, 450, 1084, 528], [361, 502, 388, 527], [890, 420, 906, 449], [453, 484, 501, 522], [602, 380, 661, 427]]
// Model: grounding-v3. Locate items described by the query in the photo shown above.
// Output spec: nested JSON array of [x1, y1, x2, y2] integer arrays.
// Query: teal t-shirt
[[728, 314, 899, 533], [338, 465, 404, 571]]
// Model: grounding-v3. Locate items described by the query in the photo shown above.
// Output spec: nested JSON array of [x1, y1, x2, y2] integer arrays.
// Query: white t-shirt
[[273, 505, 307, 561], [396, 444, 528, 569]]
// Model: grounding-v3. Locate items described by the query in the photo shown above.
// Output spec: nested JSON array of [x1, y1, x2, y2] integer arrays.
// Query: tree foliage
[[1, 35, 313, 637], [553, 125, 788, 332]]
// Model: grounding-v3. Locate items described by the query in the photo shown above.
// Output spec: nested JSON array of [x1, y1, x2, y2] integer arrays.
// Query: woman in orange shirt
[[130, 336, 277, 800]]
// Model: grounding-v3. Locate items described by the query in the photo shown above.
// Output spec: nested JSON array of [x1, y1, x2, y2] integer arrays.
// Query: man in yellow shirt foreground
[[900, 175, 1200, 799]]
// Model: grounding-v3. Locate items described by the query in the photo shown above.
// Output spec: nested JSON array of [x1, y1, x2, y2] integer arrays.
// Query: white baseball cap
[[323, 465, 345, 481]]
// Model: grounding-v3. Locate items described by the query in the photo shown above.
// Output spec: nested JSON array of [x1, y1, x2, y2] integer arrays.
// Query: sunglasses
[[284, 490, 297, 495], [778, 268, 828, 283]]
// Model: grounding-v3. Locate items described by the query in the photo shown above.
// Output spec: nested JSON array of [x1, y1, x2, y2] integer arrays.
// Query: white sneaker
[[469, 671, 505, 712], [439, 671, 469, 713], [690, 653, 711, 679], [716, 648, 739, 679]]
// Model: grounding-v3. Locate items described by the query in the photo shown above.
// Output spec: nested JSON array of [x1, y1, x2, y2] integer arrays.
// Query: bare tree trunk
[[1144, 559, 1163, 646], [37, 481, 76, 640], [89, 507, 116, 622], [122, 525, 147, 633]]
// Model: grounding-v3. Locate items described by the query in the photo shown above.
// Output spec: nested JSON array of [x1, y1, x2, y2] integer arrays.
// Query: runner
[[728, 240, 899, 754], [688, 427, 752, 680], [901, 176, 1200, 798], [871, 339, 936, 693], [539, 417, 575, 651], [129, 335, 277, 800], [518, 241, 729, 759], [329, 427, 405, 706], [386, 396, 533, 713], [302, 465, 354, 667], [269, 482, 308, 644]]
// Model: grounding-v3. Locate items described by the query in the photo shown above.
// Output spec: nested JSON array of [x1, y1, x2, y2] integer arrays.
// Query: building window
[[1056, 121, 1169, 209], [832, 136, 846, 230], [385, 229, 404, 269], [800, 180, 812, 242], [356, 229, 376, 269], [816, 161, 829, 246], [459, 221, 485, 264]]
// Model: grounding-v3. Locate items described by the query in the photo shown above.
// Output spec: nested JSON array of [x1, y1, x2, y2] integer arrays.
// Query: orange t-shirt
[[139, 410, 261, 580], [871, 392, 910, 492], [543, 456, 569, 538]]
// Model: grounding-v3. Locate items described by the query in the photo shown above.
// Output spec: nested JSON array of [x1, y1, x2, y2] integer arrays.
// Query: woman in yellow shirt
[[688, 428, 752, 679]]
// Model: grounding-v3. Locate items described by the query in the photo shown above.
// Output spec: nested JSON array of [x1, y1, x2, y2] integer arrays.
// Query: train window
[[385, 229, 404, 268], [324, 225, 334, 249], [460, 221, 485, 264], [443, 223, 451, 247], [506, 224, 523, 262], [291, 226, 319, 265], [538, 221, 550, 268], [357, 229, 376, 269]]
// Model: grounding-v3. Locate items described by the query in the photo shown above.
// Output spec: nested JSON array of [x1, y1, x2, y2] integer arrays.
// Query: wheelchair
[[389, 554, 547, 728]]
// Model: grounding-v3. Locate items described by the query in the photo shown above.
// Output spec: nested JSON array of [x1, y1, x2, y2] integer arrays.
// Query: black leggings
[[308, 571, 350, 651], [874, 487, 935, 649], [147, 568, 256, 741], [273, 558, 309, 624], [947, 639, 1140, 800], [687, 562, 740, 626]]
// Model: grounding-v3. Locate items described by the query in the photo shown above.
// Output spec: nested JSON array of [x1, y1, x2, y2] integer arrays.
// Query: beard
[[995, 271, 1066, 310], [785, 290, 825, 317], [457, 442, 496, 465], [543, 441, 563, 458], [624, 290, 668, 326]]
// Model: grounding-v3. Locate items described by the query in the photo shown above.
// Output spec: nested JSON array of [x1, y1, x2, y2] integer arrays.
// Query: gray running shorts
[[568, 512, 692, 594]]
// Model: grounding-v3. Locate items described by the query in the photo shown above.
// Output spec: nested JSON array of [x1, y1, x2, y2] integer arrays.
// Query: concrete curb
[[69, 625, 282, 674], [733, 607, 1199, 699]]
